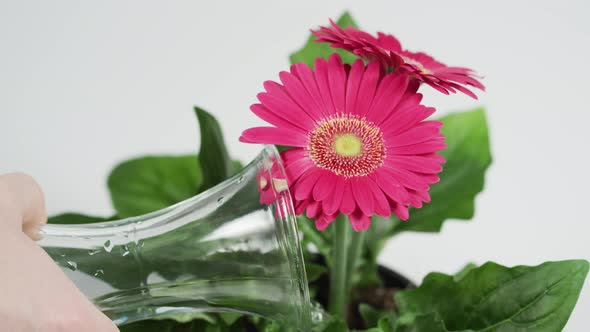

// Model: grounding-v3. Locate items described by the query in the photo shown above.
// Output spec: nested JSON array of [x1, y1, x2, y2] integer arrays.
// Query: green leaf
[[218, 313, 242, 326], [393, 108, 492, 234], [395, 260, 589, 332], [393, 313, 451, 332], [453, 263, 478, 282], [48, 212, 111, 224], [321, 319, 348, 332], [230, 160, 244, 175], [195, 106, 233, 191], [108, 154, 203, 218], [306, 262, 328, 282], [289, 11, 360, 67], [359, 303, 390, 329], [356, 316, 396, 332]]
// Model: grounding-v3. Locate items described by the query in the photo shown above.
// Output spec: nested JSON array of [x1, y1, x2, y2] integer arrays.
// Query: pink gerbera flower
[[240, 54, 445, 231], [313, 20, 485, 99]]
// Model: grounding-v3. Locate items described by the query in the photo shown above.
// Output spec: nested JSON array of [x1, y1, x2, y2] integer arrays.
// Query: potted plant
[[48, 12, 588, 332]]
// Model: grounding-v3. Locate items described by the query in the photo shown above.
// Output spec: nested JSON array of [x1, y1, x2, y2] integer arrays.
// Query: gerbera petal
[[386, 121, 443, 148], [306, 200, 321, 219], [371, 171, 410, 205], [414, 190, 431, 203], [388, 140, 446, 155], [366, 74, 409, 124], [291, 63, 330, 119], [250, 104, 308, 133], [293, 169, 323, 201], [409, 195, 423, 208], [279, 70, 324, 121], [345, 60, 366, 116], [381, 167, 429, 191], [376, 32, 402, 52], [389, 155, 443, 173], [280, 147, 307, 163], [327, 53, 346, 113], [294, 199, 308, 216], [382, 105, 435, 136], [354, 61, 381, 116], [314, 57, 337, 115], [339, 180, 356, 215], [313, 170, 337, 201], [315, 213, 336, 231], [257, 89, 315, 130], [284, 157, 314, 183], [349, 210, 371, 231], [324, 177, 345, 215], [313, 23, 484, 98], [352, 177, 375, 216], [392, 203, 409, 221], [240, 127, 308, 147], [366, 177, 391, 217]]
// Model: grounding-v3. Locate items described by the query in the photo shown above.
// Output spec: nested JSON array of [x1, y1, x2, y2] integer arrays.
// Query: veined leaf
[[395, 260, 589, 332], [108, 154, 202, 218]]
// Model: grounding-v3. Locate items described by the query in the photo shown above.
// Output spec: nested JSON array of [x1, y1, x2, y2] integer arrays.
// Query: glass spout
[[38, 146, 311, 330]]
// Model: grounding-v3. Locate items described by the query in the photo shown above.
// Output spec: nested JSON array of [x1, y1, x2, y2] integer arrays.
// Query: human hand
[[0, 173, 119, 332]]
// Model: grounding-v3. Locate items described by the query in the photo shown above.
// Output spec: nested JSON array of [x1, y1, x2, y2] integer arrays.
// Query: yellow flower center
[[308, 114, 385, 177], [334, 134, 362, 157]]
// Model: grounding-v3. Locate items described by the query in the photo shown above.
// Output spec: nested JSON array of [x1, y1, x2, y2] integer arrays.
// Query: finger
[[0, 172, 47, 240]]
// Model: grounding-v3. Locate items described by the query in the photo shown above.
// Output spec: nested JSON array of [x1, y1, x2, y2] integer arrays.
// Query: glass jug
[[38, 146, 311, 330]]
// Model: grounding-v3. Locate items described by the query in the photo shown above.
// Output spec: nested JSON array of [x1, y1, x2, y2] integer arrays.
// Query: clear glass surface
[[38, 146, 311, 330]]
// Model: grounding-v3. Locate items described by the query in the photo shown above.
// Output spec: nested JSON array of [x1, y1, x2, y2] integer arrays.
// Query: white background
[[1, 0, 589, 330]]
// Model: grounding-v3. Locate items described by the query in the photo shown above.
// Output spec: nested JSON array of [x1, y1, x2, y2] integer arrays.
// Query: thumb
[[0, 172, 47, 240]]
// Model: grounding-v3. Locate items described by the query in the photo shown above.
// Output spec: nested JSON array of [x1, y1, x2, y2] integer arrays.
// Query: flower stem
[[345, 229, 366, 292], [328, 214, 351, 318]]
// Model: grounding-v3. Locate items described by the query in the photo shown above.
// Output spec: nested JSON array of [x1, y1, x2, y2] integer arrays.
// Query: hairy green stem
[[328, 215, 351, 318]]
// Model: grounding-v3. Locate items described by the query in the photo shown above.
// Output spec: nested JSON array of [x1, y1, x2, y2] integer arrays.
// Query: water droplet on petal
[[66, 261, 77, 271], [217, 197, 224, 204], [237, 175, 244, 183]]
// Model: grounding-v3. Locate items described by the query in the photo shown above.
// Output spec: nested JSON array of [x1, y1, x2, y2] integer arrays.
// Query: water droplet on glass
[[120, 245, 130, 257], [93, 269, 104, 277], [217, 197, 224, 204], [88, 249, 102, 256], [103, 240, 113, 252], [138, 306, 154, 317], [66, 261, 77, 271], [311, 302, 325, 322]]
